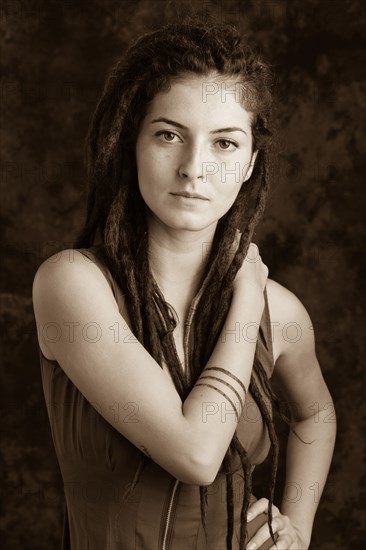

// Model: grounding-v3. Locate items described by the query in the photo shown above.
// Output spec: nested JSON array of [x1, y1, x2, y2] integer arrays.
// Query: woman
[[32, 18, 336, 550]]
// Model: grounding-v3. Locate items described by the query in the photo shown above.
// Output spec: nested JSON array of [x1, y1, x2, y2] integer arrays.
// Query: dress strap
[[258, 285, 275, 377]]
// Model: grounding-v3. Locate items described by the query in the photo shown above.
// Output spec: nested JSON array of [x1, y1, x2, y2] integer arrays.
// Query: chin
[[166, 220, 208, 232], [147, 206, 217, 233], [157, 213, 211, 232]]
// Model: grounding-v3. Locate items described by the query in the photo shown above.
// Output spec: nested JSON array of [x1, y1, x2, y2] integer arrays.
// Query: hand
[[246, 498, 309, 550], [232, 242, 269, 297]]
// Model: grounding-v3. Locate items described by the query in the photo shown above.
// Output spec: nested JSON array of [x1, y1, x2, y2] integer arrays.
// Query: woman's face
[[135, 73, 257, 234]]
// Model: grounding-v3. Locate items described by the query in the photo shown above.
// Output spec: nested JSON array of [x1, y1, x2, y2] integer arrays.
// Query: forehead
[[143, 74, 254, 129]]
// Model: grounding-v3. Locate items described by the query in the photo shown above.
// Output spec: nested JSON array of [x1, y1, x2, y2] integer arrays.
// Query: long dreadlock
[[74, 16, 280, 549]]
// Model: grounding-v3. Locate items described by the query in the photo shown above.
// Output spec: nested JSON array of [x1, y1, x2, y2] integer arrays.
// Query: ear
[[243, 150, 259, 182]]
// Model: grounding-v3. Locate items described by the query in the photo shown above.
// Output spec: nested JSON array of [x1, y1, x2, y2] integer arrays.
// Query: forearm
[[281, 405, 337, 546], [182, 286, 264, 480]]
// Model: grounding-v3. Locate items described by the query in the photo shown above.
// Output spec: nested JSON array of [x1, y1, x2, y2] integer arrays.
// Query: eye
[[216, 139, 238, 151], [155, 130, 182, 143]]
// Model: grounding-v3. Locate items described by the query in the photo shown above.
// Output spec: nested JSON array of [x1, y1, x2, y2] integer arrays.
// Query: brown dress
[[39, 245, 277, 550]]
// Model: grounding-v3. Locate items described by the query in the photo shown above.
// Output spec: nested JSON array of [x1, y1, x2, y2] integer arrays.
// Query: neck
[[147, 216, 217, 303]]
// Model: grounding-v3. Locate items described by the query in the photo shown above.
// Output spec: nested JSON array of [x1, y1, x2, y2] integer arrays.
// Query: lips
[[170, 192, 209, 200]]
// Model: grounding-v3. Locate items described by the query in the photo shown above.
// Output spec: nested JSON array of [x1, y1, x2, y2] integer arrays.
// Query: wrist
[[283, 514, 312, 549], [294, 526, 311, 550]]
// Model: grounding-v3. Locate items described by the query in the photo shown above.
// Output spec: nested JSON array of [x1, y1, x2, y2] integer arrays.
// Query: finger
[[246, 516, 282, 550], [246, 243, 261, 263], [247, 498, 269, 521], [269, 534, 294, 550], [247, 498, 280, 521]]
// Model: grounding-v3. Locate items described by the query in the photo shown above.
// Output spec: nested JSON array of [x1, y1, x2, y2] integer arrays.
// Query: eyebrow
[[151, 117, 247, 136]]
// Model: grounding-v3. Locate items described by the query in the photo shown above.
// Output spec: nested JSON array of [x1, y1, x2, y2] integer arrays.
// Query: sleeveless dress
[[38, 245, 277, 550]]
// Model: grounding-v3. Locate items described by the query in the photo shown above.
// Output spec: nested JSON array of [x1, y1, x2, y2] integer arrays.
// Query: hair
[[74, 16, 280, 549]]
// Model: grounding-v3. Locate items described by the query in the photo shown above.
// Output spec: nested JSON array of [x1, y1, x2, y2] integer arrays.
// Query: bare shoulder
[[265, 277, 316, 362], [32, 249, 119, 359], [33, 248, 115, 297], [265, 277, 308, 320]]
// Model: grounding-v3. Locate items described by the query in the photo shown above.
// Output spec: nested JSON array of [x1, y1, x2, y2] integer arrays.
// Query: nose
[[178, 143, 204, 181]]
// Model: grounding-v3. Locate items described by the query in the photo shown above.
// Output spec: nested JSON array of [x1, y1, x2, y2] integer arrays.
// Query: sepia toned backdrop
[[1, 0, 365, 548]]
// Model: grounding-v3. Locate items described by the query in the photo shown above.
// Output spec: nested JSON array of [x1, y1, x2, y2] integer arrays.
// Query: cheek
[[212, 166, 245, 200], [137, 146, 166, 181], [136, 156, 167, 209], [210, 177, 244, 219], [136, 150, 154, 190], [220, 191, 242, 215], [214, 154, 252, 186]]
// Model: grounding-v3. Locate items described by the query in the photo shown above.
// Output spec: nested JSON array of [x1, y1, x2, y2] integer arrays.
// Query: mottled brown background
[[1, 0, 365, 548]]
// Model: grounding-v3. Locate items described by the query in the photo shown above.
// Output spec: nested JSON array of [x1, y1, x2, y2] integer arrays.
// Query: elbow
[[183, 453, 218, 486], [190, 471, 216, 486], [180, 470, 215, 487]]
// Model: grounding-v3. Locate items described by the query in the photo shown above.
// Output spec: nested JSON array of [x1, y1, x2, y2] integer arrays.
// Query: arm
[[246, 280, 336, 549], [273, 283, 336, 547], [32, 248, 265, 486], [183, 281, 264, 482]]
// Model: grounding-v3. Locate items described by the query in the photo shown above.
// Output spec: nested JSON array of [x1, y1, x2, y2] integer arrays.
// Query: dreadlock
[[74, 15, 280, 549]]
